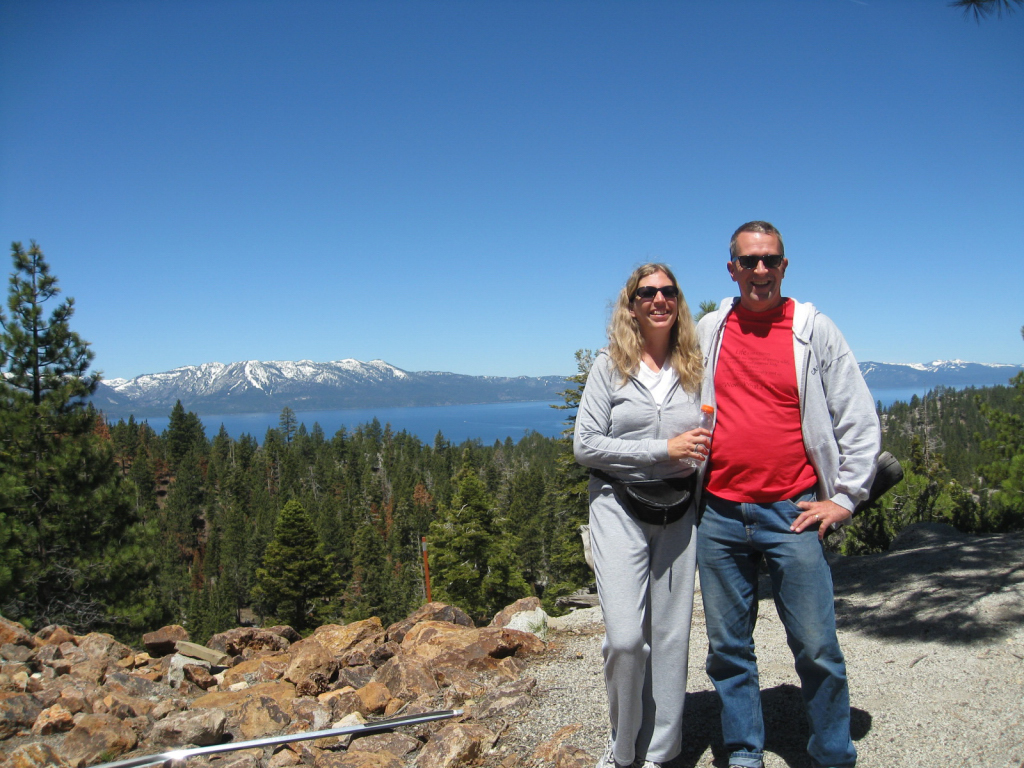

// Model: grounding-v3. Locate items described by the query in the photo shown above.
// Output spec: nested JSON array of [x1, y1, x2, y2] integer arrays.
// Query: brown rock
[[57, 642, 88, 665], [59, 713, 137, 768], [336, 664, 375, 689], [142, 624, 190, 656], [312, 618, 384, 658], [235, 694, 291, 739], [102, 670, 167, 699], [77, 633, 132, 664], [296, 671, 332, 697], [214, 750, 263, 768], [7, 742, 71, 768], [375, 655, 439, 700], [35, 625, 75, 647], [488, 596, 542, 628], [367, 641, 400, 668], [355, 681, 391, 715], [318, 687, 363, 720], [348, 731, 421, 757], [383, 697, 405, 716], [386, 603, 474, 644], [415, 722, 497, 768], [532, 723, 583, 762], [192, 681, 296, 718], [69, 659, 107, 685], [208, 627, 291, 658], [57, 684, 95, 715], [0, 617, 34, 648], [289, 697, 332, 731], [94, 691, 154, 719], [266, 625, 302, 644], [554, 743, 594, 768], [150, 697, 186, 720], [1, 644, 32, 663], [285, 638, 337, 685], [222, 652, 290, 687], [150, 707, 228, 747], [471, 677, 536, 719], [185, 663, 218, 690], [315, 752, 403, 768], [30, 703, 75, 735], [268, 747, 303, 767], [0, 691, 43, 738], [32, 644, 62, 667]]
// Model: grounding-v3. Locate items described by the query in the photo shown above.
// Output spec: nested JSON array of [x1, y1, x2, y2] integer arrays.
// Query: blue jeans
[[697, 490, 856, 768]]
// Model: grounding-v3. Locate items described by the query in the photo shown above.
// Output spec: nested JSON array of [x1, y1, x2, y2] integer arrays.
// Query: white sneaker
[[595, 741, 630, 768]]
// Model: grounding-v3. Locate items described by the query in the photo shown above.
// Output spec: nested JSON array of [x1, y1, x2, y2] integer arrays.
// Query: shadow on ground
[[672, 684, 871, 768], [827, 530, 1024, 644]]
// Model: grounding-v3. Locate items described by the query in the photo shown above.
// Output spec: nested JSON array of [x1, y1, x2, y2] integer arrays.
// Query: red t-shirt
[[705, 299, 818, 502]]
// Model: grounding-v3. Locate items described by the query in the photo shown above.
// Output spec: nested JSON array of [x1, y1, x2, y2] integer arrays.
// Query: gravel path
[[495, 528, 1024, 768]]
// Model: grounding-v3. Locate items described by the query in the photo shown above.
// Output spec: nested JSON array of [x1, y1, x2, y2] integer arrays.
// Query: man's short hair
[[729, 220, 785, 260]]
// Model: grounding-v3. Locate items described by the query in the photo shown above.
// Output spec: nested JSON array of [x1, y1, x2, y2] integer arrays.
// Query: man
[[696, 221, 880, 768]]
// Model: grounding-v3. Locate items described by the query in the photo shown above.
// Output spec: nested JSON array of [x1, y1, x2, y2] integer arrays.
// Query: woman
[[574, 263, 709, 768]]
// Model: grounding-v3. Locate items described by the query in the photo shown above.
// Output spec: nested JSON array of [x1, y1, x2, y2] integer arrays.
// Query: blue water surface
[[129, 386, 926, 444]]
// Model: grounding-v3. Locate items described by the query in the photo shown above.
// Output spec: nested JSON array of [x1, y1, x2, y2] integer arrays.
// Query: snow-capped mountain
[[92, 358, 567, 418], [857, 360, 1023, 389], [91, 356, 1023, 419]]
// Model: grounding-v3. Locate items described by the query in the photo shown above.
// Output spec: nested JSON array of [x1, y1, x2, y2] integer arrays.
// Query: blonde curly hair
[[607, 263, 703, 392]]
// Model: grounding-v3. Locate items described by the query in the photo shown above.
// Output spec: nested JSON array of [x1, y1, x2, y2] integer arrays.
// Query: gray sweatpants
[[590, 482, 698, 765]]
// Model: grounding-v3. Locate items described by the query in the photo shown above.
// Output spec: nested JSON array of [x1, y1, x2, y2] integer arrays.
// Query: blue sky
[[1, 0, 1021, 381]]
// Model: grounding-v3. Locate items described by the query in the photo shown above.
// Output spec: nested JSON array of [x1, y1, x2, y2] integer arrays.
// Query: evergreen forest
[[2, 241, 1023, 645]]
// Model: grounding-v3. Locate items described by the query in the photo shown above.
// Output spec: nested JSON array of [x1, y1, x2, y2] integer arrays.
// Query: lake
[[132, 386, 929, 444]]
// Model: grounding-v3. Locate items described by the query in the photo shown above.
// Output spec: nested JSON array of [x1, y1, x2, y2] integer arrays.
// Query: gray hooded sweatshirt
[[697, 297, 881, 514]]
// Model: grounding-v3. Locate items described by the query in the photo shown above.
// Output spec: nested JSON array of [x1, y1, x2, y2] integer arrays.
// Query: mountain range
[[91, 357, 1024, 418]]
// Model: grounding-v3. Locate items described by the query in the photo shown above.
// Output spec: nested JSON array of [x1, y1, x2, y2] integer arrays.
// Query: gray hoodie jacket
[[574, 351, 702, 483], [697, 297, 881, 514]]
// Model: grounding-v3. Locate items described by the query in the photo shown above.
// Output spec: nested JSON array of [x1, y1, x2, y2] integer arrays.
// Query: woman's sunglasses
[[634, 285, 679, 301], [732, 255, 784, 270]]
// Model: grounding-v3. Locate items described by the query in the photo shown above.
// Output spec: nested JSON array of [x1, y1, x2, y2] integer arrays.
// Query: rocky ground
[[2, 524, 1022, 768], [497, 524, 1024, 768]]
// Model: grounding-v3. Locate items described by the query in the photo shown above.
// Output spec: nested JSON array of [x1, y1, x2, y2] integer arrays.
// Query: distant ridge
[[91, 357, 1024, 419], [92, 358, 567, 418], [857, 359, 1023, 389]]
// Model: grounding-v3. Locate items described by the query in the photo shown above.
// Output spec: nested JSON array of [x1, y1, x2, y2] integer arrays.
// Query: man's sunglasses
[[634, 285, 679, 301], [732, 255, 784, 270]]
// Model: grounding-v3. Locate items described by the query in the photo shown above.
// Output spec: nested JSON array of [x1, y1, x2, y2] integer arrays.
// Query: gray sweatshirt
[[574, 351, 702, 482], [697, 297, 881, 514]]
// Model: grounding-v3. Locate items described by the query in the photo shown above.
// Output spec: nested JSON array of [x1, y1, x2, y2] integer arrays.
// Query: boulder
[[30, 703, 75, 735], [488, 596, 542, 628], [6, 742, 71, 768], [374, 656, 438, 700], [208, 627, 291, 658], [285, 638, 337, 685], [77, 633, 132, 665], [175, 641, 231, 666], [58, 713, 137, 768], [235, 694, 291, 740], [0, 618, 34, 649], [355, 681, 391, 715], [141, 624, 189, 657], [415, 722, 497, 768], [150, 707, 228, 747], [385, 603, 473, 644], [312, 618, 384, 658], [0, 692, 43, 739], [554, 743, 595, 768]]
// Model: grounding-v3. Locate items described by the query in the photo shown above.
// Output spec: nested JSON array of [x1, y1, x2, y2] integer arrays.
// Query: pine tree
[[0, 241, 156, 634], [252, 499, 343, 632], [428, 452, 531, 623]]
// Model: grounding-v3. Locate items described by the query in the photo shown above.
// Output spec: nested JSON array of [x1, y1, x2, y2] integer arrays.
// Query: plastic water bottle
[[684, 404, 715, 469]]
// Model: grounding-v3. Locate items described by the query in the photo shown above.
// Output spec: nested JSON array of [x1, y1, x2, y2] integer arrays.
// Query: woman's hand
[[667, 428, 712, 463]]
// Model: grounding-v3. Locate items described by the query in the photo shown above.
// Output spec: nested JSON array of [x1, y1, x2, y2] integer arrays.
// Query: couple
[[574, 220, 880, 768]]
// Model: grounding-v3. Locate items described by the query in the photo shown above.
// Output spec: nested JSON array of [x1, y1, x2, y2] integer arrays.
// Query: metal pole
[[90, 709, 462, 768], [421, 536, 432, 602]]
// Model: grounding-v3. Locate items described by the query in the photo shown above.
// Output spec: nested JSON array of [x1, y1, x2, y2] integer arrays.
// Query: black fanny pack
[[591, 468, 696, 526]]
